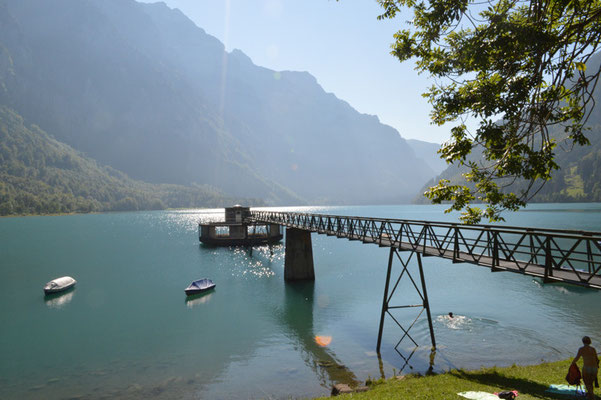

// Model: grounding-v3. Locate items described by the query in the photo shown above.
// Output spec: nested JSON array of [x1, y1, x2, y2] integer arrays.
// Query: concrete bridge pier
[[284, 228, 315, 281]]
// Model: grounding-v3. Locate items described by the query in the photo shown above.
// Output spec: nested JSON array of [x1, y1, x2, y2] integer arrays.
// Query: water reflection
[[279, 282, 360, 388], [388, 345, 440, 377], [6, 205, 600, 399], [233, 245, 280, 278], [521, 208, 601, 213], [185, 292, 214, 308], [395, 346, 418, 373], [44, 289, 75, 309]]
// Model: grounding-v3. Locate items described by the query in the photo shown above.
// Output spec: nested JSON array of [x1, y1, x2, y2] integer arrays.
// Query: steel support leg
[[377, 247, 395, 353], [416, 253, 436, 349]]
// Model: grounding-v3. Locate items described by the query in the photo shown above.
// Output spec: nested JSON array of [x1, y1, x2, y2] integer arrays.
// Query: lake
[[1, 204, 601, 399]]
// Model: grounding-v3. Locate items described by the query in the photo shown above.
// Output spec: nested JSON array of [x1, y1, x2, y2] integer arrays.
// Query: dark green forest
[[0, 107, 261, 216], [534, 128, 601, 202], [418, 122, 601, 205]]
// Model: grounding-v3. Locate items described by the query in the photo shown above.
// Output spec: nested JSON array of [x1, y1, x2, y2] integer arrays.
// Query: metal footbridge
[[248, 210, 601, 353]]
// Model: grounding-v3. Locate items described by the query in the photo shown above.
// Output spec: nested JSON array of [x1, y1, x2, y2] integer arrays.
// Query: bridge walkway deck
[[250, 212, 601, 290]]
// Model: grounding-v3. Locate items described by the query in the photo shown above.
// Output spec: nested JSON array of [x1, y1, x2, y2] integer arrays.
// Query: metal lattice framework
[[249, 210, 601, 355], [249, 211, 601, 289], [377, 248, 436, 353]]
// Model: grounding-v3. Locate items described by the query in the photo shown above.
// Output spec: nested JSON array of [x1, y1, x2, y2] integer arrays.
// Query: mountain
[[0, 0, 435, 208], [416, 52, 601, 204], [406, 139, 448, 176], [0, 106, 260, 215]]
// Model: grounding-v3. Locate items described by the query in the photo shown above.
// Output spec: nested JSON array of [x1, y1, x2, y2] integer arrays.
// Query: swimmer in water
[[448, 312, 454, 319]]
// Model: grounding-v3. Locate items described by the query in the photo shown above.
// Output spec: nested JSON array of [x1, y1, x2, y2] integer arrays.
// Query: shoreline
[[315, 358, 580, 399], [0, 207, 218, 218]]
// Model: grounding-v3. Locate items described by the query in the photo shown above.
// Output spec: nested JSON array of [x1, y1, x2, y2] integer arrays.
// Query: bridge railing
[[249, 211, 601, 288]]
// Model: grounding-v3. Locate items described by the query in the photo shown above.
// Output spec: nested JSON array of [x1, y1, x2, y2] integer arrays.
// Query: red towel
[[566, 363, 582, 386]]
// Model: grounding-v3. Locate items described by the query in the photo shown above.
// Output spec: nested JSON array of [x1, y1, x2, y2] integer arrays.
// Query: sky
[[138, 0, 451, 144]]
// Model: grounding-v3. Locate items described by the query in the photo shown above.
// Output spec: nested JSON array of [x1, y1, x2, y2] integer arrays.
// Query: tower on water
[[198, 205, 283, 246]]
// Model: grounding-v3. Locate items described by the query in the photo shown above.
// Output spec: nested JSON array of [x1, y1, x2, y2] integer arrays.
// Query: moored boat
[[185, 278, 216, 295], [44, 276, 77, 294]]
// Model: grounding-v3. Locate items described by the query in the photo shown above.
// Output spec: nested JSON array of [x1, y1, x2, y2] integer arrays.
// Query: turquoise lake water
[[2, 204, 601, 399]]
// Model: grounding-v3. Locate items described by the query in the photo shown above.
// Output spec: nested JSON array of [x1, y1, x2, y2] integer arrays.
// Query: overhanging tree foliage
[[377, 0, 601, 223]]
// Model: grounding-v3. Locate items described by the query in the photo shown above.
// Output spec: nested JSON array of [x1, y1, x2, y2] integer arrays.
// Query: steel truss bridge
[[248, 210, 601, 354]]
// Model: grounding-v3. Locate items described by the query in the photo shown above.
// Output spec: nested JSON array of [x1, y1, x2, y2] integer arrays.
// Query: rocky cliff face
[[0, 0, 435, 205]]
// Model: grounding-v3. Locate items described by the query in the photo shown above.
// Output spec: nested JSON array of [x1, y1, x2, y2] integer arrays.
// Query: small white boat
[[44, 276, 77, 294]]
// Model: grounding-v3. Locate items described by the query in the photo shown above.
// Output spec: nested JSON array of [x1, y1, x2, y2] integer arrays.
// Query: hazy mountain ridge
[[0, 0, 302, 205], [136, 0, 438, 203], [406, 139, 447, 175], [0, 0, 436, 208]]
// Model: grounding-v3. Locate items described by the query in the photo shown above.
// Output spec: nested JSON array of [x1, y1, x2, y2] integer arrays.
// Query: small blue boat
[[185, 278, 216, 295]]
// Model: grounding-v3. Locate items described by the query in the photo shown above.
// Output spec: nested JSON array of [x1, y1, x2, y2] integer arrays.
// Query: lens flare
[[315, 335, 332, 347]]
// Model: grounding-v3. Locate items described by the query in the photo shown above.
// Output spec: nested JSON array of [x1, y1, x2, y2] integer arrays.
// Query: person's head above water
[[582, 336, 592, 345], [448, 312, 454, 318]]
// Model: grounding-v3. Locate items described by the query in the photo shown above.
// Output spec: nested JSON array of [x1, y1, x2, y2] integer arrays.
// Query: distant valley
[[0, 0, 441, 215]]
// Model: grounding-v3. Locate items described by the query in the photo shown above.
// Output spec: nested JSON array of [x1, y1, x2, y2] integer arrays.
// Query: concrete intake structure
[[284, 228, 315, 281], [198, 206, 283, 246]]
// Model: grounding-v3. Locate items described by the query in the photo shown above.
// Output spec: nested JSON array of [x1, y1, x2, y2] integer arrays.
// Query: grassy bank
[[316, 359, 590, 399]]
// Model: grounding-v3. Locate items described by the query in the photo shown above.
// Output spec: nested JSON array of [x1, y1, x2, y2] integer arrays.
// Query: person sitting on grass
[[572, 336, 599, 400]]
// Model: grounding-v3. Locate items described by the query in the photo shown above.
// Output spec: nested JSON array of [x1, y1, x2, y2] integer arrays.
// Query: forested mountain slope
[[0, 106, 259, 215], [0, 0, 434, 207]]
